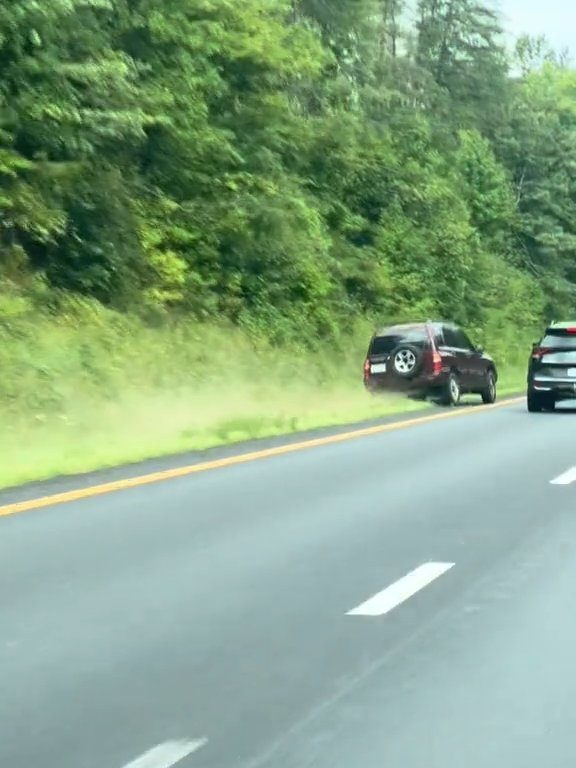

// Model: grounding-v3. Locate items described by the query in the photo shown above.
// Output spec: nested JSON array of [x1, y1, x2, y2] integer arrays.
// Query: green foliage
[[0, 0, 573, 359], [0, 283, 524, 489], [494, 63, 576, 313], [416, 0, 509, 133], [454, 129, 516, 253]]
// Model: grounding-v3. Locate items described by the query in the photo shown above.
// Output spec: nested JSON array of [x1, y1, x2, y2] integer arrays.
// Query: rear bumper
[[365, 372, 446, 395], [530, 378, 576, 398]]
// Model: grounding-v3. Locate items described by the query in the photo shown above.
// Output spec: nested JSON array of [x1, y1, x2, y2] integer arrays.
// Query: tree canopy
[[0, 0, 573, 343]]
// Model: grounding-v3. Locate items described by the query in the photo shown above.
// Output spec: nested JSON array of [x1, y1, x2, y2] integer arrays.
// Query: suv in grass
[[527, 322, 576, 412], [363, 322, 498, 406]]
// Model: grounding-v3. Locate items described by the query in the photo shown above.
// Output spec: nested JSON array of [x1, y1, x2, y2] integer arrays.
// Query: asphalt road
[[3, 398, 576, 768]]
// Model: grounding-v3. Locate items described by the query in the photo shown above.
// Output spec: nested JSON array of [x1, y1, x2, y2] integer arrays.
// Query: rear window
[[542, 331, 576, 348], [369, 328, 429, 356]]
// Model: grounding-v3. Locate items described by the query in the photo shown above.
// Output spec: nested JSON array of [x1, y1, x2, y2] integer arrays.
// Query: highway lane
[[2, 400, 576, 767]]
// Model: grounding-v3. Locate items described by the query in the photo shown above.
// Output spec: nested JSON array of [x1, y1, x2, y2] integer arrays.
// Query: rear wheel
[[527, 392, 542, 413], [481, 371, 497, 405], [527, 390, 553, 412], [442, 372, 461, 406]]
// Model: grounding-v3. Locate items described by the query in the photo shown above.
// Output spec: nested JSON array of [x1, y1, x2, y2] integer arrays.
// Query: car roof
[[373, 321, 447, 338], [374, 323, 426, 337]]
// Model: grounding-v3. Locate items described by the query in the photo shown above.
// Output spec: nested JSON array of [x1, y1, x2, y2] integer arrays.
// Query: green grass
[[0, 284, 528, 490], [497, 366, 526, 396], [0, 385, 433, 489]]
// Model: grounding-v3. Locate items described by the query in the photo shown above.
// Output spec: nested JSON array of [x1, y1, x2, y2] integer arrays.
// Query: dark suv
[[363, 322, 498, 406], [527, 322, 576, 412]]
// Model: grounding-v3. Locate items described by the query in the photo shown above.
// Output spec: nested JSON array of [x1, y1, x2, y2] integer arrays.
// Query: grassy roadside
[[0, 379, 525, 492], [0, 386, 432, 490], [496, 367, 526, 398], [0, 285, 527, 490]]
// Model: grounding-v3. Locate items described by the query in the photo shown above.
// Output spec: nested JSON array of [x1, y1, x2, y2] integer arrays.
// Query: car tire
[[527, 390, 545, 413], [390, 344, 424, 380], [442, 372, 461, 406], [481, 371, 497, 404]]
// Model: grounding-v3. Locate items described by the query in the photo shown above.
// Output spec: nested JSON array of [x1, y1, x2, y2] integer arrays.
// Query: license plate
[[569, 368, 576, 377], [371, 363, 387, 374]]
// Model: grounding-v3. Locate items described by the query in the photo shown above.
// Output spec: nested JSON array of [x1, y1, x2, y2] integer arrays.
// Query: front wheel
[[442, 372, 461, 406], [481, 371, 497, 404]]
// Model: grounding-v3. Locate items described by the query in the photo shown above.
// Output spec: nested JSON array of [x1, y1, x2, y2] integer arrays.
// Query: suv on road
[[527, 322, 576, 412], [363, 321, 498, 406]]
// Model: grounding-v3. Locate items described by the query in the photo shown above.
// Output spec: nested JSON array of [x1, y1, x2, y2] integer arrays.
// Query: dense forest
[[1, 0, 575, 344]]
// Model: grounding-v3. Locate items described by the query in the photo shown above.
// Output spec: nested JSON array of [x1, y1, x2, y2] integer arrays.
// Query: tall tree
[[416, 0, 508, 132], [496, 63, 576, 313], [0, 0, 151, 302]]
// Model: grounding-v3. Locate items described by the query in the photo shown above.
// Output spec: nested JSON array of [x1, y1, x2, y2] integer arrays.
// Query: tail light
[[424, 348, 442, 376], [424, 326, 443, 376], [431, 349, 442, 375], [363, 358, 370, 380], [532, 347, 551, 360]]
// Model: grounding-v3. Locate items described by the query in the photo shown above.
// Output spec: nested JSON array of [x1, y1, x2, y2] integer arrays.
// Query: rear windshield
[[370, 328, 429, 356], [542, 332, 576, 348]]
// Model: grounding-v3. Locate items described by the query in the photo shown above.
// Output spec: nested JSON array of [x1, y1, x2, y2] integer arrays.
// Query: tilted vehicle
[[527, 322, 576, 412], [363, 321, 498, 406]]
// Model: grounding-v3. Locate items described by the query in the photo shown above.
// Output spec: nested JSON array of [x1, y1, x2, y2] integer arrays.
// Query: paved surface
[[2, 400, 576, 767]]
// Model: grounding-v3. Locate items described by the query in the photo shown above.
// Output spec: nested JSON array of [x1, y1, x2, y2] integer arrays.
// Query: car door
[[438, 325, 466, 381], [453, 327, 484, 389], [438, 325, 473, 388]]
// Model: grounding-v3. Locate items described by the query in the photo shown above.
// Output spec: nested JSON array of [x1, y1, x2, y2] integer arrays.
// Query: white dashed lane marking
[[550, 466, 576, 485], [347, 562, 455, 617], [121, 739, 208, 768]]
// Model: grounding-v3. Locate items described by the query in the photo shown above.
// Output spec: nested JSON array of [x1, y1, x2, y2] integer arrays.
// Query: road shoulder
[[0, 395, 523, 511]]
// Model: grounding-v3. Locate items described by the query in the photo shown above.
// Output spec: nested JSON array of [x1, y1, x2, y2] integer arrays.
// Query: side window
[[442, 327, 459, 348], [434, 328, 444, 347], [454, 328, 474, 350]]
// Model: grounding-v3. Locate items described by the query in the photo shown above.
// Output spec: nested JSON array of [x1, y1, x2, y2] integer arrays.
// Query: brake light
[[423, 347, 442, 376], [532, 347, 551, 360], [431, 349, 442, 375], [425, 326, 443, 376], [363, 358, 370, 380], [567, 328, 576, 334]]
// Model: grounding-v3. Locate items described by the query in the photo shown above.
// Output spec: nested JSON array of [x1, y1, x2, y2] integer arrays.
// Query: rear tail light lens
[[363, 359, 370, 379], [532, 347, 551, 360], [423, 348, 442, 376], [425, 327, 442, 376]]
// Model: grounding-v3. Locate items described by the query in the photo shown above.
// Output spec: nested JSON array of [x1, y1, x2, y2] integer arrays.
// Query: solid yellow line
[[0, 397, 524, 518]]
